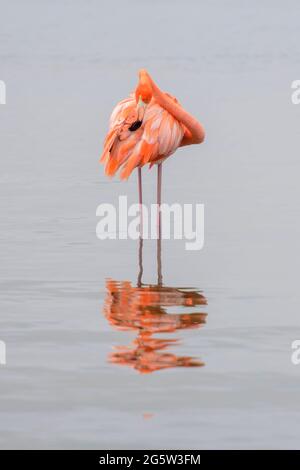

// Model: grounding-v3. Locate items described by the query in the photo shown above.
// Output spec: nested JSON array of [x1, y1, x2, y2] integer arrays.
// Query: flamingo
[[100, 69, 205, 221]]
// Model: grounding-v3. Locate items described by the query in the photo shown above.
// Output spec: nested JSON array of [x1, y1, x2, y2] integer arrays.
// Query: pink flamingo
[[100, 69, 205, 215]]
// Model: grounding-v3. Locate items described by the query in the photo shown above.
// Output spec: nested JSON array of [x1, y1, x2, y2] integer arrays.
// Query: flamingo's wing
[[100, 95, 138, 175], [100, 93, 185, 179]]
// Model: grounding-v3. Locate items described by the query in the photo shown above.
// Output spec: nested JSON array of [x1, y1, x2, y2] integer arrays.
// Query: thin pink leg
[[157, 163, 162, 238], [137, 236, 143, 287], [157, 229, 163, 286], [157, 163, 162, 285], [138, 167, 143, 238]]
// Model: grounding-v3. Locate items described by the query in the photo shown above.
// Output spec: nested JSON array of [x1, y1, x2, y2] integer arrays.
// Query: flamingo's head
[[135, 69, 152, 106]]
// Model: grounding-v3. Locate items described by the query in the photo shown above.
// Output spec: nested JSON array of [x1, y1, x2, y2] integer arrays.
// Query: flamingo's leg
[[157, 163, 163, 285], [137, 236, 143, 287], [138, 167, 143, 238], [157, 227, 163, 286], [157, 163, 162, 239]]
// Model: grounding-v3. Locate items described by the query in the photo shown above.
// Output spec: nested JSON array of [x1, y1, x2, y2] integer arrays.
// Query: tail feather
[[99, 129, 117, 164], [120, 147, 142, 180]]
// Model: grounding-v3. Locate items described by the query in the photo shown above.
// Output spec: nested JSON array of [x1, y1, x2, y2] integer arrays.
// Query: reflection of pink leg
[[157, 163, 162, 239], [138, 167, 143, 238]]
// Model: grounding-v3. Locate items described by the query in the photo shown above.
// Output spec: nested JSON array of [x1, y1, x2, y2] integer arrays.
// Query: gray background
[[0, 0, 300, 449]]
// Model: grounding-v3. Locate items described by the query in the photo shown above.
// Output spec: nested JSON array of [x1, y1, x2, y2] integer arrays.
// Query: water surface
[[0, 0, 300, 449]]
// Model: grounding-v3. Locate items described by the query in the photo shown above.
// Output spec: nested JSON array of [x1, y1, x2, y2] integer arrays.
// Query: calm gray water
[[1, 0, 300, 449]]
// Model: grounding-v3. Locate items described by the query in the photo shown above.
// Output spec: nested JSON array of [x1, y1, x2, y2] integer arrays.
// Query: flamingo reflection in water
[[103, 238, 208, 374]]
